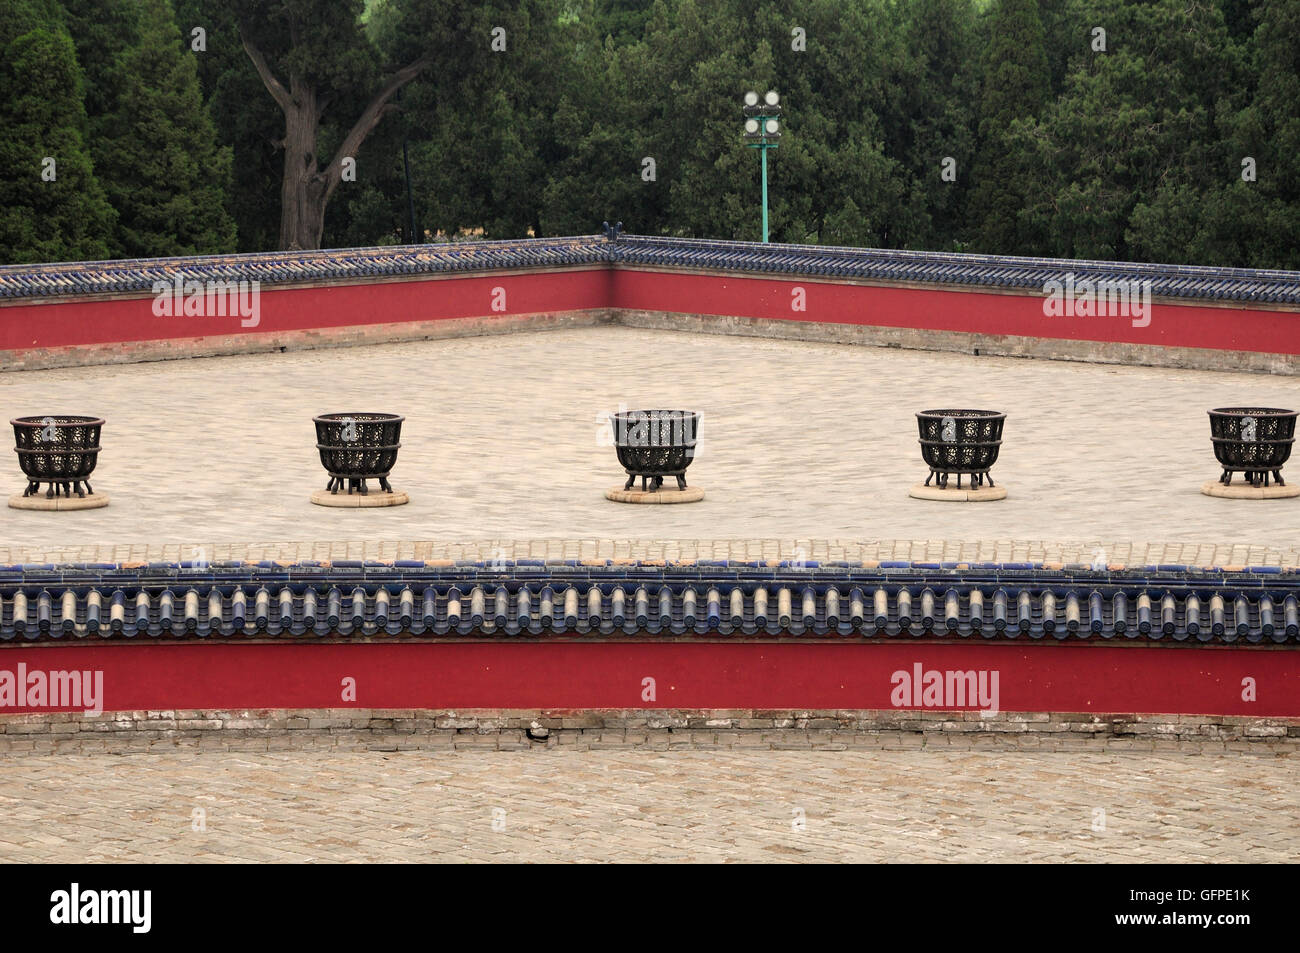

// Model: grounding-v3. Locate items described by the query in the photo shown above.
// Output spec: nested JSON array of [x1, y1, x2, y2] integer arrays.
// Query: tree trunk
[[240, 32, 431, 251], [278, 83, 328, 250]]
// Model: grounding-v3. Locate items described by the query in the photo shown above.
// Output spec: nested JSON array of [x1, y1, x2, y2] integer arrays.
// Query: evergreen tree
[[172, 0, 284, 251], [65, 0, 237, 258], [1235, 0, 1300, 267], [967, 0, 1051, 254], [0, 1, 115, 263], [0, 0, 1296, 268], [1017, 0, 1246, 262], [887, 0, 979, 249]]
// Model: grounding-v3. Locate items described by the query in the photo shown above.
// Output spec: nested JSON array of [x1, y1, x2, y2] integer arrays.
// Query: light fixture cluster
[[742, 90, 781, 140]]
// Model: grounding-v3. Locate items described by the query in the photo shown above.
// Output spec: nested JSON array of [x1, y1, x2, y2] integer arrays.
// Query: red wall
[[2, 265, 1296, 356], [0, 641, 1294, 716], [0, 269, 611, 352], [613, 269, 1300, 354]]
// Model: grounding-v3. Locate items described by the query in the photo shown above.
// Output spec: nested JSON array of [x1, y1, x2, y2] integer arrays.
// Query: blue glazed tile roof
[[611, 235, 1300, 304], [0, 237, 610, 300], [0, 560, 1296, 644], [1, 234, 1297, 305]]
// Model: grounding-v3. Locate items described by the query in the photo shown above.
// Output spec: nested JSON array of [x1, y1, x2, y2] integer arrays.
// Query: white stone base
[[908, 483, 1007, 502], [9, 492, 109, 511], [606, 485, 705, 504], [1200, 480, 1300, 500], [310, 489, 410, 508]]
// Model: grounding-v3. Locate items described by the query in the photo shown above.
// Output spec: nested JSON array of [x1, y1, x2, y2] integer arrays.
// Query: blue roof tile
[[2, 234, 1297, 304]]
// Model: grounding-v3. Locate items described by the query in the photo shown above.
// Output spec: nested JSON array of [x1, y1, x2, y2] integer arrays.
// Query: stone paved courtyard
[[0, 748, 1294, 863], [1, 327, 1299, 563], [3, 329, 1299, 865]]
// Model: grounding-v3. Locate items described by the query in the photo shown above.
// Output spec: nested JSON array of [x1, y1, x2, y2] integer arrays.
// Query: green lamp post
[[742, 90, 782, 243]]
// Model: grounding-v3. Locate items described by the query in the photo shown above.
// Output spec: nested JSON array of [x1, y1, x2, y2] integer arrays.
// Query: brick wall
[[615, 309, 1300, 375], [1, 708, 1294, 755], [5, 257, 1297, 375], [3, 309, 612, 372]]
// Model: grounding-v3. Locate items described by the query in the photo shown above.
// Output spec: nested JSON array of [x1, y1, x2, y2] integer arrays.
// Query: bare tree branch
[[321, 55, 433, 200], [240, 32, 292, 112]]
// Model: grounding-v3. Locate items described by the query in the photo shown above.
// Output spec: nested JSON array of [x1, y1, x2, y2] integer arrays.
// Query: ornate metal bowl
[[314, 412, 404, 494], [612, 409, 699, 491], [916, 409, 1005, 488], [1208, 407, 1296, 486], [12, 415, 104, 498]]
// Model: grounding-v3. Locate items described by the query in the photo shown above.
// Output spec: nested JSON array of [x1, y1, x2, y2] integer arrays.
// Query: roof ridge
[[1, 234, 1297, 304]]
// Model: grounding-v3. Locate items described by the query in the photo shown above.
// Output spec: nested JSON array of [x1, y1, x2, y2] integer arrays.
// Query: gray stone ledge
[[0, 708, 1295, 756]]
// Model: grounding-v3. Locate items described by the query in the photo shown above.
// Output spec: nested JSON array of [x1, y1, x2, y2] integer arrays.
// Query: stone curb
[[0, 708, 1295, 756]]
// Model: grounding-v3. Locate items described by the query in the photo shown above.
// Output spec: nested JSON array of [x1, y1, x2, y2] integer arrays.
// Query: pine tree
[[1244, 0, 1300, 267], [64, 0, 236, 258], [967, 0, 1051, 254], [0, 2, 116, 263]]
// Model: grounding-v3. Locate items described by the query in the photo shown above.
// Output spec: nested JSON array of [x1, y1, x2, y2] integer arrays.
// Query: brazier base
[[9, 492, 109, 511], [605, 485, 705, 504], [1200, 480, 1300, 500], [310, 489, 410, 508], [908, 483, 1007, 502]]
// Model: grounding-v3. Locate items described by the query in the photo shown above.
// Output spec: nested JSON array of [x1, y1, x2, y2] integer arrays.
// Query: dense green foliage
[[2, 0, 1297, 268], [65, 0, 236, 258], [0, 0, 116, 263]]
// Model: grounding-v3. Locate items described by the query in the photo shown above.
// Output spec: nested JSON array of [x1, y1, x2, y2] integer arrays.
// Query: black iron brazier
[[612, 409, 699, 491], [314, 412, 404, 494], [917, 409, 1005, 488], [12, 415, 104, 498], [1208, 407, 1296, 487]]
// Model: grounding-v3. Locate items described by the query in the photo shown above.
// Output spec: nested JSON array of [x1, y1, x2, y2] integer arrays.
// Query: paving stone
[[5, 748, 1288, 863], [1, 329, 1298, 564]]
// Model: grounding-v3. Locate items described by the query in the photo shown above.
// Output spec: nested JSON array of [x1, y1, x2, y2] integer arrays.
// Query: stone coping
[[0, 708, 1295, 756], [0, 557, 1296, 577], [0, 539, 1296, 573]]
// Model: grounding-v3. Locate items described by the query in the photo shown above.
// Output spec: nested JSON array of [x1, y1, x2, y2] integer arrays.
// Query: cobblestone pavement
[[0, 749, 1295, 862], [2, 327, 1299, 563]]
